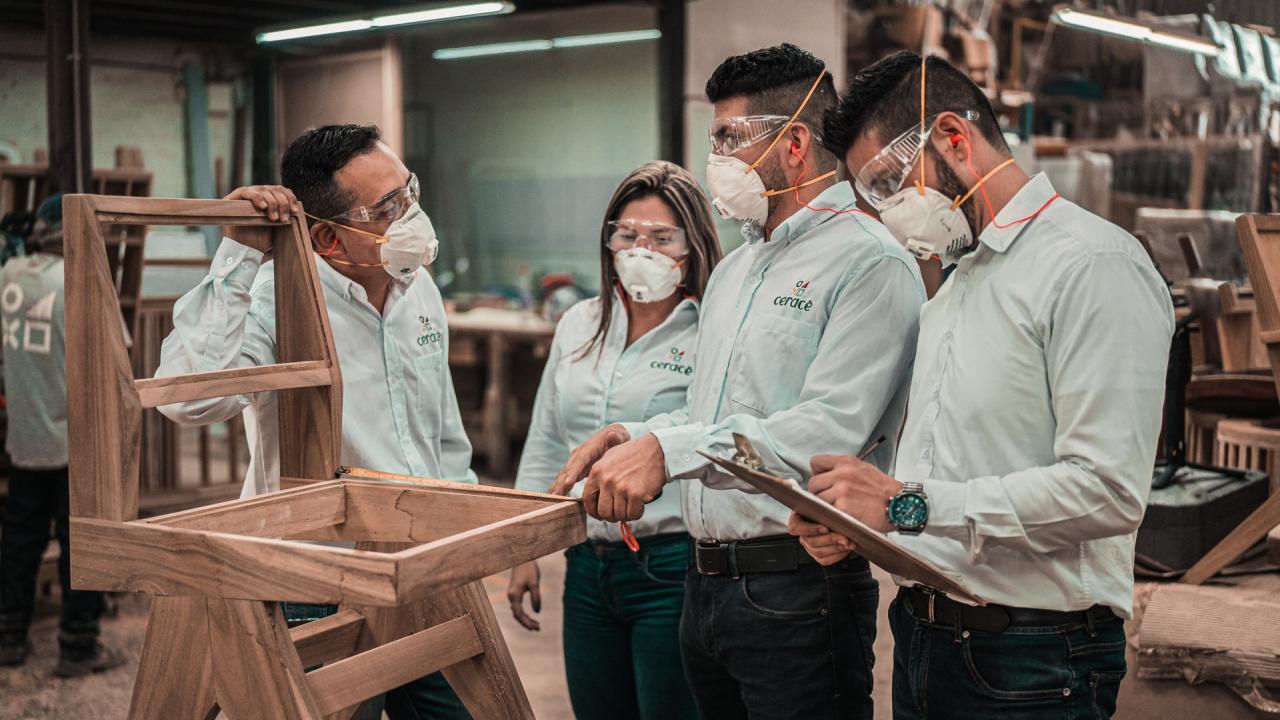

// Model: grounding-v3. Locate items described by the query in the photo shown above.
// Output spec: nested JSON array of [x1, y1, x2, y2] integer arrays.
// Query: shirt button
[[944, 331, 953, 341], [225, 257, 234, 265], [958, 273, 968, 283], [218, 301, 225, 310]]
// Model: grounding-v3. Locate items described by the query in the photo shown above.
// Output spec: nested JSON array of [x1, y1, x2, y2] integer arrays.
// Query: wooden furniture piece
[[1181, 214, 1280, 584], [64, 195, 585, 719], [1215, 418, 1280, 497], [447, 307, 555, 476]]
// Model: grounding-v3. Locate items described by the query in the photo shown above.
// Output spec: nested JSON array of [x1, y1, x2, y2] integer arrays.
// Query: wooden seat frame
[[64, 195, 585, 719]]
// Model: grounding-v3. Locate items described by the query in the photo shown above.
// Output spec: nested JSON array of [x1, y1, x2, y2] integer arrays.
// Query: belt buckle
[[695, 540, 722, 575]]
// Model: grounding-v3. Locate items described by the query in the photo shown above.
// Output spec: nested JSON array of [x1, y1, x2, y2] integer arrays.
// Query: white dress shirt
[[156, 238, 475, 498], [515, 292, 696, 542], [892, 173, 1174, 619], [625, 181, 926, 541]]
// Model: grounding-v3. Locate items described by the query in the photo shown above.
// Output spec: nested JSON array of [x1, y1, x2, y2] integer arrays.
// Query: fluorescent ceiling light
[[434, 28, 660, 60], [373, 2, 512, 28], [552, 29, 662, 48], [432, 39, 553, 60], [1052, 7, 1221, 57], [257, 2, 513, 44]]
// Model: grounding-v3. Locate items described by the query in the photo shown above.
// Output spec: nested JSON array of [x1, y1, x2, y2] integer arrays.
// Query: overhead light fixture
[[433, 28, 660, 60], [257, 2, 514, 44], [1052, 6, 1221, 57]]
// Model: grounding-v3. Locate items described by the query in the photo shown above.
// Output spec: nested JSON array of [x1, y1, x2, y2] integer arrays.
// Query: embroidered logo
[[416, 314, 443, 347], [651, 346, 693, 375], [774, 280, 815, 312]]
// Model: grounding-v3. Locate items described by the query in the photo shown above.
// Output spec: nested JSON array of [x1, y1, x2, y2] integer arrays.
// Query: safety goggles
[[606, 219, 688, 254], [853, 111, 980, 207], [708, 115, 794, 157], [329, 173, 420, 223]]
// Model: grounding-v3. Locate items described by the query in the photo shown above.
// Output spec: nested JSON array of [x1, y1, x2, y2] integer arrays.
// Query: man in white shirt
[[156, 124, 472, 719], [791, 52, 1173, 719], [553, 45, 924, 719]]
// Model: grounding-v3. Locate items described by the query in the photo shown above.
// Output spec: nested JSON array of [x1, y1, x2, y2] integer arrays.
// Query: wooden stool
[[65, 196, 585, 719], [1186, 410, 1224, 465], [1214, 418, 1280, 496]]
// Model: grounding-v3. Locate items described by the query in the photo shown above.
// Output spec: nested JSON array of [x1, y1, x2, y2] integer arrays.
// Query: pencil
[[857, 435, 887, 460]]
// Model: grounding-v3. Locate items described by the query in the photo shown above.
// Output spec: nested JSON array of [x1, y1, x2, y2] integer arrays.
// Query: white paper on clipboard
[[698, 440, 985, 606]]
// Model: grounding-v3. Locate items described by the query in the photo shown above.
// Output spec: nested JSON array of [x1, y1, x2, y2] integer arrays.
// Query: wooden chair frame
[[63, 195, 585, 719]]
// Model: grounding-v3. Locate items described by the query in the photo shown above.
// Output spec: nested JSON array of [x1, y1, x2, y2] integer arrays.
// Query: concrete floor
[[0, 556, 1270, 719]]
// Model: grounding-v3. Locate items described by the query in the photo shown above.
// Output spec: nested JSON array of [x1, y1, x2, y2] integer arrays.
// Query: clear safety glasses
[[708, 115, 793, 157], [853, 111, 980, 207], [606, 220, 688, 254], [330, 173, 420, 223]]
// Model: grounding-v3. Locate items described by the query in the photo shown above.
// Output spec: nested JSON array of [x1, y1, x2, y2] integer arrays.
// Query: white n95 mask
[[613, 247, 683, 303], [877, 187, 973, 264], [380, 203, 439, 279], [706, 153, 768, 224]]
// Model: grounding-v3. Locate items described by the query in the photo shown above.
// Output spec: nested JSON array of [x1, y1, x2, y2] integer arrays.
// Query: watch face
[[890, 493, 929, 530]]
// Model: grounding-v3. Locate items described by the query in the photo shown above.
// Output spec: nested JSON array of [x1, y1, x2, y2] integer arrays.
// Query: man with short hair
[[791, 52, 1173, 719], [157, 124, 473, 718], [554, 44, 925, 719], [0, 194, 125, 676]]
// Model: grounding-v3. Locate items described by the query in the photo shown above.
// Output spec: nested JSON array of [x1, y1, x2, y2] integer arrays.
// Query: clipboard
[[698, 434, 985, 606]]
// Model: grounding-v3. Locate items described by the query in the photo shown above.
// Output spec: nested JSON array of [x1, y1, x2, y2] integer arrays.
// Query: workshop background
[[3, 0, 1280, 717]]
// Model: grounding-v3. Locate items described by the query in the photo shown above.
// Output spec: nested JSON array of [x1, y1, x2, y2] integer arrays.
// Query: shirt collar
[[739, 180, 858, 247], [975, 172, 1057, 255]]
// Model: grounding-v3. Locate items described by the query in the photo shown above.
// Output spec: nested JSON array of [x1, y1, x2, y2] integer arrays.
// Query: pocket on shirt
[[644, 381, 688, 419], [729, 314, 820, 415], [413, 351, 444, 435]]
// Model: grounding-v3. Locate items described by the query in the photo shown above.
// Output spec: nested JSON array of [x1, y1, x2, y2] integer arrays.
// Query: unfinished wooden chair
[[64, 195, 585, 719]]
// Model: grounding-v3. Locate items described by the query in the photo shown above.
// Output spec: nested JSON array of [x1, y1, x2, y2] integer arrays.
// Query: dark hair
[[824, 51, 1007, 159], [706, 43, 838, 169], [576, 161, 723, 361], [280, 124, 382, 221]]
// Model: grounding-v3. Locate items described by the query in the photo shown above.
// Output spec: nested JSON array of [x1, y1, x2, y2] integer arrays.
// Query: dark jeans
[[680, 552, 879, 720], [282, 603, 470, 720], [889, 589, 1127, 720], [0, 466, 104, 655], [562, 533, 698, 720]]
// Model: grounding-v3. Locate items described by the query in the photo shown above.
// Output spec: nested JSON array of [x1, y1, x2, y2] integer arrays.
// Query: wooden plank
[[208, 599, 324, 720], [332, 470, 571, 502], [305, 616, 483, 716], [64, 194, 143, 521], [135, 361, 333, 408], [290, 609, 364, 669], [1181, 493, 1280, 585], [1269, 525, 1280, 566], [146, 482, 345, 538], [393, 501, 585, 602], [274, 216, 344, 480], [293, 481, 556, 544], [422, 581, 535, 719], [127, 596, 218, 720], [90, 196, 284, 225], [69, 517, 398, 605]]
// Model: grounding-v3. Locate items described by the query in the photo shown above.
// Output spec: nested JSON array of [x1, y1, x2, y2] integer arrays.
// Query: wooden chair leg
[[207, 599, 324, 720], [129, 596, 219, 720], [422, 580, 534, 720]]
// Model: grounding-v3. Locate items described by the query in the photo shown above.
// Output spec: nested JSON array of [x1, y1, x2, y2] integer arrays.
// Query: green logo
[[650, 346, 692, 375], [416, 314, 443, 347], [774, 279, 814, 311]]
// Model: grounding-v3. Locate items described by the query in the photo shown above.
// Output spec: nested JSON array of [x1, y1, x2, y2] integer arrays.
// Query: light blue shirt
[[892, 174, 1174, 618], [625, 182, 926, 541], [516, 292, 696, 542], [1, 253, 67, 469], [156, 238, 475, 497]]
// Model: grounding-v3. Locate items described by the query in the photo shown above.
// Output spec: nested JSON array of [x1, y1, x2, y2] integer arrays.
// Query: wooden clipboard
[[698, 436, 985, 606]]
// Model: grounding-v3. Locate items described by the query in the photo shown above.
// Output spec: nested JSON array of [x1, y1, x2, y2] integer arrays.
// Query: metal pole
[[45, 0, 92, 194], [657, 0, 686, 165]]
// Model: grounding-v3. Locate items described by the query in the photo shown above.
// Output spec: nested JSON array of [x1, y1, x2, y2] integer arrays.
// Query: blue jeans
[[679, 553, 879, 720], [562, 534, 698, 720], [282, 603, 469, 720], [889, 589, 1127, 720]]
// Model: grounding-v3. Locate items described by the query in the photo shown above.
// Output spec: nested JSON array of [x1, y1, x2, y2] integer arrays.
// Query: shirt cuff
[[211, 237, 265, 289], [919, 478, 969, 543], [652, 424, 709, 479]]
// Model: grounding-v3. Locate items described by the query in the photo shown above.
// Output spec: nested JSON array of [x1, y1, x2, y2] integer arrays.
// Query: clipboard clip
[[731, 433, 766, 472]]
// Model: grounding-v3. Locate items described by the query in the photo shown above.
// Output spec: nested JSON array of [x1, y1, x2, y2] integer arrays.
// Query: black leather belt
[[692, 535, 816, 576], [901, 586, 1117, 635]]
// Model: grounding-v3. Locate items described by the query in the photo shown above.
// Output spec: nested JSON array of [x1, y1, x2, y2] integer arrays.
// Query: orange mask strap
[[916, 55, 928, 195], [745, 72, 827, 174], [950, 157, 1016, 210], [304, 211, 389, 257], [761, 169, 837, 198]]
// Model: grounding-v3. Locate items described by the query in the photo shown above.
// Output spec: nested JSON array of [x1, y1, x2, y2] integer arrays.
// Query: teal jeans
[[563, 533, 698, 720]]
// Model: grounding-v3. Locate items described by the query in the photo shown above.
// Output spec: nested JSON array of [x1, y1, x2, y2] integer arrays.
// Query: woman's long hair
[[574, 161, 723, 361]]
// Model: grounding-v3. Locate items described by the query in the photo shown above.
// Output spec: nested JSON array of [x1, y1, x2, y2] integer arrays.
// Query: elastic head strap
[[761, 169, 837, 198], [916, 55, 927, 195], [745, 71, 827, 174], [304, 211, 389, 243], [950, 157, 1016, 210]]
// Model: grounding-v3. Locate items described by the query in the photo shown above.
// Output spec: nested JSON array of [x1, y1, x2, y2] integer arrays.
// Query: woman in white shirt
[[508, 161, 722, 720]]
